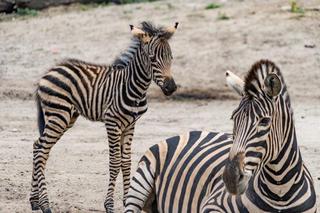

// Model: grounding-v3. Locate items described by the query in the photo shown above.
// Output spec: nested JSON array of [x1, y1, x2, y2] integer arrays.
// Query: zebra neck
[[125, 46, 152, 99], [255, 127, 304, 202]]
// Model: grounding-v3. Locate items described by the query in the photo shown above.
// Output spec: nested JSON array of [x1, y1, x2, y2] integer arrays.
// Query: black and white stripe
[[125, 60, 317, 212], [30, 21, 178, 213]]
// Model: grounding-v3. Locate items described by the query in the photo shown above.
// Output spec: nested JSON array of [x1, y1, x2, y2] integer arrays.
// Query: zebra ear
[[264, 73, 282, 97], [226, 70, 244, 96], [159, 22, 179, 40], [130, 25, 151, 43]]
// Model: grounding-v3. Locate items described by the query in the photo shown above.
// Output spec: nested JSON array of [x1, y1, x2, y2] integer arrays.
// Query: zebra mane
[[112, 21, 165, 69], [243, 59, 292, 110], [112, 38, 140, 69], [244, 59, 283, 95], [140, 21, 165, 36]]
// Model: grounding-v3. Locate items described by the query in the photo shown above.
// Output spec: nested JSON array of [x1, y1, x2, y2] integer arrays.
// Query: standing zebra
[[125, 60, 317, 212], [30, 21, 179, 213]]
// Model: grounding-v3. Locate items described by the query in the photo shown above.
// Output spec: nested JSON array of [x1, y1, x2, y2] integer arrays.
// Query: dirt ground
[[0, 0, 319, 212]]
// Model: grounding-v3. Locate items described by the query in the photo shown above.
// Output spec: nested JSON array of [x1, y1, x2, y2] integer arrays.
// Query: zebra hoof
[[104, 204, 114, 213], [30, 201, 40, 210], [105, 209, 114, 213], [42, 208, 52, 213]]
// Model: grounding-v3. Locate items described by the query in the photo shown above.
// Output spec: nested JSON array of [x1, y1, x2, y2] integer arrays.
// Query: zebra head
[[223, 60, 286, 195], [130, 22, 178, 96]]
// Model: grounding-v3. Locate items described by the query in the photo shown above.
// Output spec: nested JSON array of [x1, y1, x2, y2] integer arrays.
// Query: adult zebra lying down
[[30, 21, 178, 213], [125, 60, 317, 212]]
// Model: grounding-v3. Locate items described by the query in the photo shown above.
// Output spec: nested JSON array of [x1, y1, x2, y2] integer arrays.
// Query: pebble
[[304, 44, 316, 48], [280, 6, 290, 11]]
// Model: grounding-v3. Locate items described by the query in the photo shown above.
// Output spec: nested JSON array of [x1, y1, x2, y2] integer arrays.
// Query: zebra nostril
[[238, 174, 244, 182]]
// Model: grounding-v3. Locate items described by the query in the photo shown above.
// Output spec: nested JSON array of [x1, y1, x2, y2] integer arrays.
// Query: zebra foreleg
[[125, 157, 156, 212], [121, 126, 135, 205], [104, 126, 122, 213]]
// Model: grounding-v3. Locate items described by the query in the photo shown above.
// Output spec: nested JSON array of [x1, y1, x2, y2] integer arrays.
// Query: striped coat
[[125, 60, 317, 213], [30, 21, 178, 213]]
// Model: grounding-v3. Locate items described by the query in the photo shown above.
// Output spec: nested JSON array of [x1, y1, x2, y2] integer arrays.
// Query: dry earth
[[1, 99, 320, 212], [0, 0, 319, 212]]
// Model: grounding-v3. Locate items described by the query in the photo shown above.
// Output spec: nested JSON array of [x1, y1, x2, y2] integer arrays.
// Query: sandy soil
[[0, 99, 319, 212], [0, 0, 319, 212]]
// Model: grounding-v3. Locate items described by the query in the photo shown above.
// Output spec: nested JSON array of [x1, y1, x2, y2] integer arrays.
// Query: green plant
[[217, 12, 230, 20], [121, 0, 157, 3], [290, 0, 304, 14], [205, 3, 221, 10], [16, 8, 38, 16]]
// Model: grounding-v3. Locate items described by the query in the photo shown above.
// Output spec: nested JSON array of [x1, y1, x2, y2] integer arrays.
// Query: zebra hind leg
[[30, 155, 40, 210], [30, 109, 76, 213]]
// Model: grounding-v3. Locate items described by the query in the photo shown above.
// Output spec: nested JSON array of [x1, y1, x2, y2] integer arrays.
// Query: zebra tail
[[35, 91, 45, 137]]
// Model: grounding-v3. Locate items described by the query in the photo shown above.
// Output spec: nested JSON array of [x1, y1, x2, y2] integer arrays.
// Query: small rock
[[280, 5, 291, 11], [304, 44, 316, 48], [50, 47, 60, 54]]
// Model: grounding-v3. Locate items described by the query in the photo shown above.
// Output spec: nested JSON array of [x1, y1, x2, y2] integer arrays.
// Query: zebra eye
[[258, 117, 271, 127]]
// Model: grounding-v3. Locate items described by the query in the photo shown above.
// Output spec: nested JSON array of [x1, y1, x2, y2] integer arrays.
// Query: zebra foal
[[30, 21, 179, 213], [125, 60, 317, 212]]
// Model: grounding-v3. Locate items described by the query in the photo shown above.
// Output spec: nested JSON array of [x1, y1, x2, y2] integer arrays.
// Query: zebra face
[[223, 99, 273, 195], [148, 37, 177, 96], [223, 64, 283, 195], [131, 22, 178, 96]]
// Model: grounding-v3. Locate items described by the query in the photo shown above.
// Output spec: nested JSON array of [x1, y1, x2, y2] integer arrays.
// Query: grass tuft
[[217, 12, 230, 20], [290, 0, 304, 14], [120, 0, 157, 4], [16, 8, 38, 16], [205, 3, 221, 10]]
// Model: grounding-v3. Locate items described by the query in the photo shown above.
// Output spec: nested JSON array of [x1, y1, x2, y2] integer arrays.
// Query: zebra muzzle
[[222, 153, 250, 195], [161, 78, 177, 96]]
